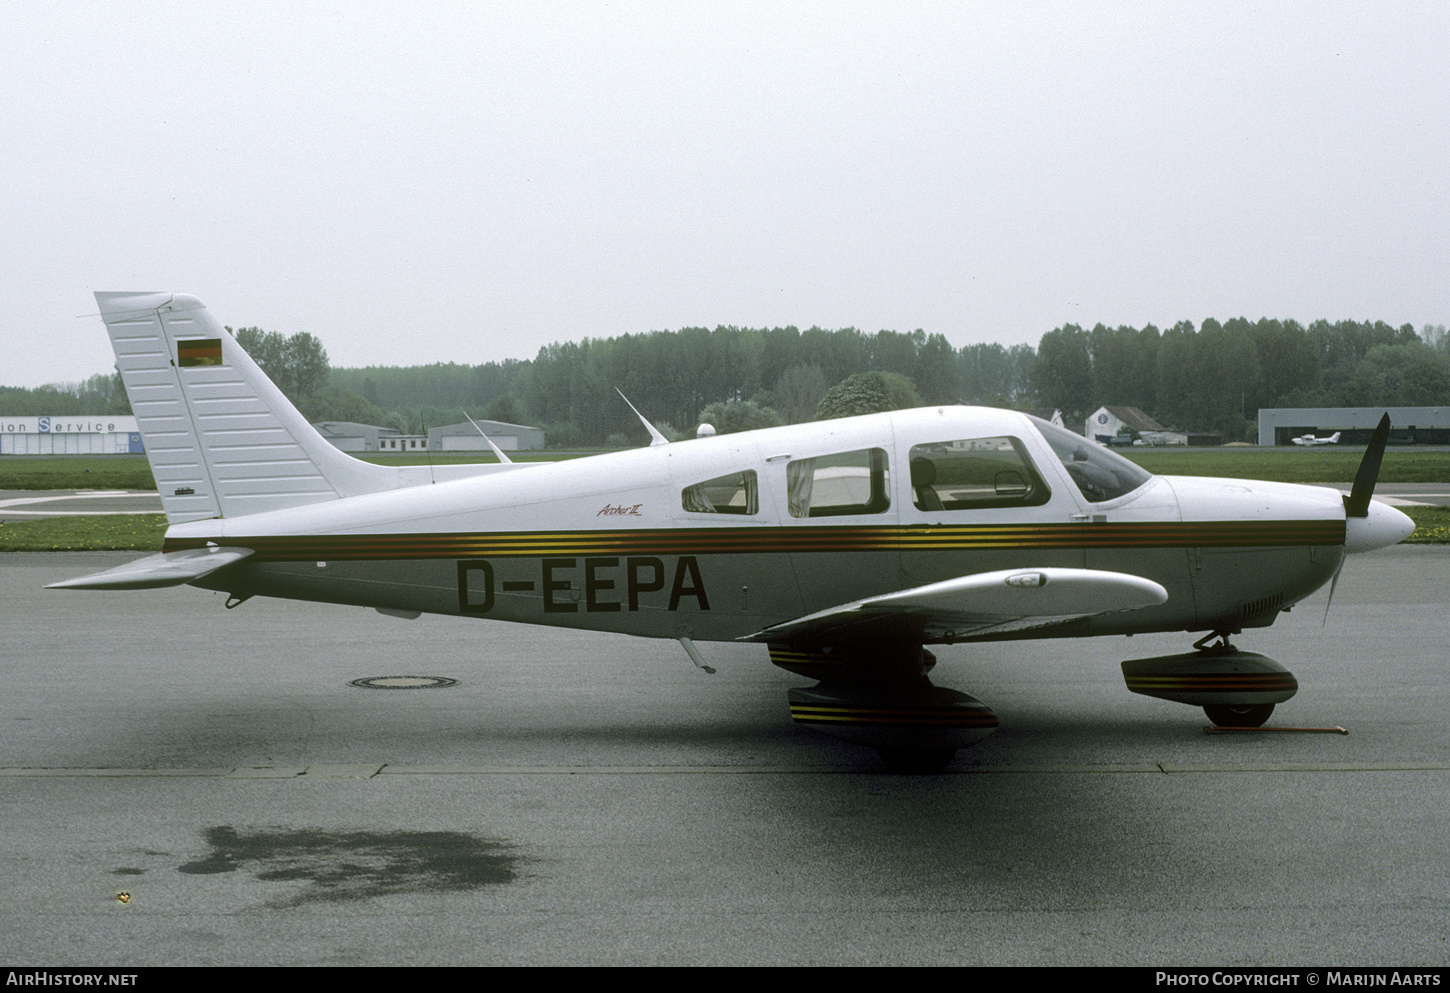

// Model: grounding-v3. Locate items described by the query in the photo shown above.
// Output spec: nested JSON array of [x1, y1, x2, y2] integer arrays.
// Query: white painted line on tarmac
[[0, 490, 163, 515], [1313, 485, 1430, 506]]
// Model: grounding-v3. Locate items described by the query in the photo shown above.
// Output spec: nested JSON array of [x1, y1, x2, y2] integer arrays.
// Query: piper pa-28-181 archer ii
[[53, 292, 1416, 771]]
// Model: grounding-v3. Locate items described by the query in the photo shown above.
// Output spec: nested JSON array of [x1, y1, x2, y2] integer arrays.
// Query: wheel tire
[[1204, 703, 1275, 728], [877, 748, 956, 774]]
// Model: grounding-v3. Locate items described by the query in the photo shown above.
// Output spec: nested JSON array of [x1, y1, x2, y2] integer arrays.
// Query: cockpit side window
[[681, 469, 759, 515], [1031, 417, 1153, 503], [786, 448, 890, 518], [908, 437, 1050, 511]]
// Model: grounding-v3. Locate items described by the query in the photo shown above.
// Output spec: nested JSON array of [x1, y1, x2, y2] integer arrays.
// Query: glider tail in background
[[96, 292, 400, 524]]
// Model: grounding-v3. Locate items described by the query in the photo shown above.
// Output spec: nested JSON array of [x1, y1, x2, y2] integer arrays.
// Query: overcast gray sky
[[3, 1, 1446, 388]]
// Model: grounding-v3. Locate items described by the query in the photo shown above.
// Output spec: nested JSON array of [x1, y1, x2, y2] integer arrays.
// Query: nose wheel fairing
[[1121, 647, 1299, 707], [1122, 644, 1299, 726]]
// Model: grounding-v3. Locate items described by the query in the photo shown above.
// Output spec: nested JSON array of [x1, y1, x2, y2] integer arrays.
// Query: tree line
[[332, 318, 1450, 444], [326, 327, 1037, 446], [7, 318, 1447, 446], [1034, 319, 1450, 440]]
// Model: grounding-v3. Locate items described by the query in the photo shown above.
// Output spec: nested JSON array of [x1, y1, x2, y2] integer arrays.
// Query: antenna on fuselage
[[462, 412, 513, 464], [616, 389, 670, 447]]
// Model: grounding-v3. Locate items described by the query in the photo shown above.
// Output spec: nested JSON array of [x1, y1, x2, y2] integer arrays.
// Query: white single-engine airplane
[[1292, 432, 1341, 447], [53, 293, 1416, 771]]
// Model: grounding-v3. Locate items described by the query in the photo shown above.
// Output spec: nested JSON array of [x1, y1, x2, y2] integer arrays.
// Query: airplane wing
[[741, 567, 1168, 644], [47, 546, 254, 590]]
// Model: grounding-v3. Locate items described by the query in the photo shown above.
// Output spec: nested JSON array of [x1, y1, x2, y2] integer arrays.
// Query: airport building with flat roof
[[0, 415, 144, 455], [1257, 407, 1450, 446], [311, 419, 544, 453]]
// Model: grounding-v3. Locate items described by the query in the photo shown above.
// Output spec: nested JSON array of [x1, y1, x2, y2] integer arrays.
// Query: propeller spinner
[[1342, 413, 1415, 554]]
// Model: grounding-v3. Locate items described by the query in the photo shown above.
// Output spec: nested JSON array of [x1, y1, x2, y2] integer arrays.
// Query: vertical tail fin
[[98, 292, 396, 523]]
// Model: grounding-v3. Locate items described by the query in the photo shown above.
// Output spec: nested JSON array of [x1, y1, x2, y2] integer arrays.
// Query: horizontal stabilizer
[[743, 567, 1168, 643], [47, 547, 253, 590]]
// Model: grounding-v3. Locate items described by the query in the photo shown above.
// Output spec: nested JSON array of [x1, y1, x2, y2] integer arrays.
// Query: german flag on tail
[[177, 338, 223, 366]]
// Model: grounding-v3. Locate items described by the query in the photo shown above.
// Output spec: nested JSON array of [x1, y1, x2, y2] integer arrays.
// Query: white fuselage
[[163, 407, 1372, 647]]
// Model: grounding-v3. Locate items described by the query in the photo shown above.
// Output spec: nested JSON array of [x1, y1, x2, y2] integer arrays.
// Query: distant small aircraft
[[1292, 432, 1341, 447], [53, 293, 1415, 771]]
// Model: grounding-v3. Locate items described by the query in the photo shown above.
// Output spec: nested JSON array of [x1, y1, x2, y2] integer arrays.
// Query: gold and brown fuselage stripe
[[164, 520, 1346, 561]]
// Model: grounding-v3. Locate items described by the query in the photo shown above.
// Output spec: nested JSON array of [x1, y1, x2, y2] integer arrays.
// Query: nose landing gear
[[1121, 631, 1298, 727]]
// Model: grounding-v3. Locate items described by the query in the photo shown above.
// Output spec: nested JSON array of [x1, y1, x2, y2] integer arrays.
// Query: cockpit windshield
[[1030, 417, 1153, 504]]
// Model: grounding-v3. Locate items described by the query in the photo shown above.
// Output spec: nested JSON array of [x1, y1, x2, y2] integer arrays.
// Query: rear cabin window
[[786, 448, 890, 518], [682, 470, 759, 515], [908, 437, 1050, 511]]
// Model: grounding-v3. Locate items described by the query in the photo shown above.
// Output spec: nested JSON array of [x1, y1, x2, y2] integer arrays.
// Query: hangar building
[[1257, 407, 1450, 446], [1085, 406, 1166, 444], [427, 420, 545, 452], [312, 421, 426, 453]]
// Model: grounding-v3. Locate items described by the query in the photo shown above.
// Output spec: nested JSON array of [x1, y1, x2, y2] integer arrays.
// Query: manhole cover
[[349, 676, 458, 689]]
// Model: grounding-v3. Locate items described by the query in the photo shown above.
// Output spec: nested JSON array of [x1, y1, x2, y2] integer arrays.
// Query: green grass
[[1402, 505, 1450, 544], [1121, 448, 1450, 483], [0, 457, 156, 491], [0, 514, 167, 552], [5, 507, 1448, 552]]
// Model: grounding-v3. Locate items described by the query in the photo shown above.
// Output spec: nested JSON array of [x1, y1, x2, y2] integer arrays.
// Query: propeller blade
[[1322, 556, 1345, 627], [1343, 413, 1391, 518]]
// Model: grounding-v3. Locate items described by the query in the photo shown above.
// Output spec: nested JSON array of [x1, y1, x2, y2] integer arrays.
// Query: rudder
[[98, 292, 396, 523]]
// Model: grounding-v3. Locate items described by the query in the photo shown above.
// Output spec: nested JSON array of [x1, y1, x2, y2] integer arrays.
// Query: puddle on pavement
[[178, 825, 521, 906]]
